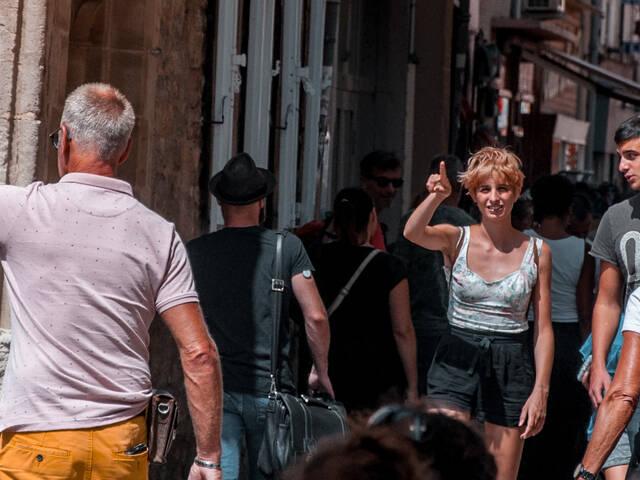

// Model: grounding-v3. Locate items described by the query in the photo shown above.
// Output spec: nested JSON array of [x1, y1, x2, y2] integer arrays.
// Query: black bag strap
[[327, 249, 380, 316], [269, 231, 285, 394], [280, 393, 307, 453]]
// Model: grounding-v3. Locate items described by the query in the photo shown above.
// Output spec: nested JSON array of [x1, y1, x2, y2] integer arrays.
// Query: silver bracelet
[[194, 457, 221, 470]]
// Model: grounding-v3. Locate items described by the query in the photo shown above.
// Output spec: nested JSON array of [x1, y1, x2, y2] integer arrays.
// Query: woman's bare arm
[[389, 279, 418, 402], [520, 242, 554, 439]]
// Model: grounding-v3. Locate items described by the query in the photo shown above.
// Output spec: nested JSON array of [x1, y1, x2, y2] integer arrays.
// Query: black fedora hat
[[209, 153, 276, 205]]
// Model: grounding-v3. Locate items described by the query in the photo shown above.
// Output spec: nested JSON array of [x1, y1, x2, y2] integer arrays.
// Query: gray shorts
[[603, 430, 631, 469], [598, 404, 640, 470]]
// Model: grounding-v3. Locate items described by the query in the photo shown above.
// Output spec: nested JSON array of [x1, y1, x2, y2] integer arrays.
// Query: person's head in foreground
[[459, 147, 524, 224], [283, 427, 433, 480], [367, 404, 497, 480]]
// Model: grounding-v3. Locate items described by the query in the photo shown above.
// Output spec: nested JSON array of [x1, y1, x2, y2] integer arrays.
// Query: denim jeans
[[222, 391, 270, 480]]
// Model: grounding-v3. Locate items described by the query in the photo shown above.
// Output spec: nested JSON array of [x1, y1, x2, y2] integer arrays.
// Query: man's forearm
[[582, 391, 635, 473], [582, 332, 640, 473], [306, 315, 330, 375], [181, 339, 223, 461], [592, 302, 621, 368]]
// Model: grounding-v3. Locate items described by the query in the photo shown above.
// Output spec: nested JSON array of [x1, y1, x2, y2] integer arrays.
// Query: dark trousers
[[518, 323, 591, 480], [416, 327, 445, 396]]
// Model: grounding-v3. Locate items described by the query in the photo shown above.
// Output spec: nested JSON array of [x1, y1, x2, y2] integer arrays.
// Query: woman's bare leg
[[484, 422, 524, 480], [426, 398, 472, 423]]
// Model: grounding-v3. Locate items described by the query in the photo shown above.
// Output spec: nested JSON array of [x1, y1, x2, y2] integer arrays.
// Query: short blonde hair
[[459, 147, 524, 194]]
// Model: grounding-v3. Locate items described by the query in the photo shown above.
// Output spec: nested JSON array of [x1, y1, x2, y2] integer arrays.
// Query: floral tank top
[[445, 226, 542, 334]]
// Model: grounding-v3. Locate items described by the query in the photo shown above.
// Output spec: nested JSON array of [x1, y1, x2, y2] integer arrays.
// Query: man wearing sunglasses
[[360, 151, 404, 250], [296, 150, 403, 252], [0, 83, 223, 480]]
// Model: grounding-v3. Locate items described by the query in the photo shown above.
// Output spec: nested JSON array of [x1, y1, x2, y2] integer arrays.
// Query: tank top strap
[[533, 237, 543, 267], [522, 235, 542, 272], [535, 237, 544, 256], [454, 226, 471, 265]]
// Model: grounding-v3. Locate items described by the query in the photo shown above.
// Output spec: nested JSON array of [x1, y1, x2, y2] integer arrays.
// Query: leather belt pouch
[[147, 389, 179, 464]]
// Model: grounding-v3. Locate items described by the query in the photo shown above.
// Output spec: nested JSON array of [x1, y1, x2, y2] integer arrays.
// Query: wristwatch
[[573, 464, 596, 480]]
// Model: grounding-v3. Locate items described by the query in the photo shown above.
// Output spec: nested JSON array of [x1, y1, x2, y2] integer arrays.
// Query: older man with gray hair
[[0, 83, 223, 480]]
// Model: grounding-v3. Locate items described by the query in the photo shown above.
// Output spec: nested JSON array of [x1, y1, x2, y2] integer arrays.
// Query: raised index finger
[[439, 161, 447, 180]]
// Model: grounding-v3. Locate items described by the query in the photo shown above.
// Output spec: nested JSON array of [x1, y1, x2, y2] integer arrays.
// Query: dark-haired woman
[[311, 188, 418, 413], [519, 174, 594, 479]]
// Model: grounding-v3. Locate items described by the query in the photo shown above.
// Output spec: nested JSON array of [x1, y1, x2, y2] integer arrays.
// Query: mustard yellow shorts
[[0, 415, 148, 479]]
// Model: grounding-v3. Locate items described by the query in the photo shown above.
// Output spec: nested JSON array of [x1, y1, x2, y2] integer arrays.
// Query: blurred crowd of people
[[287, 134, 638, 480], [6, 82, 640, 480]]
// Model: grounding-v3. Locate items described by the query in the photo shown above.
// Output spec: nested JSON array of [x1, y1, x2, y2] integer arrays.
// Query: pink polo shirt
[[0, 173, 199, 432]]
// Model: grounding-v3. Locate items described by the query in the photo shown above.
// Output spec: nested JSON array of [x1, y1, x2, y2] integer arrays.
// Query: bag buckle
[[268, 374, 278, 399], [271, 279, 285, 292]]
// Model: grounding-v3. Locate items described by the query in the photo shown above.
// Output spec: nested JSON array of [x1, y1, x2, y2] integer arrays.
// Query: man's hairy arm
[[582, 332, 640, 473], [160, 302, 223, 479], [589, 261, 623, 407], [292, 273, 334, 398]]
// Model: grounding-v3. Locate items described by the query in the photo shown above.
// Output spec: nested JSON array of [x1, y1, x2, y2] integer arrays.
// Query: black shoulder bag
[[258, 232, 349, 476]]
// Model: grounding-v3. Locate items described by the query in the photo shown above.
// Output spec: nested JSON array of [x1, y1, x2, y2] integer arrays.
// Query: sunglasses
[[49, 128, 71, 150], [365, 175, 404, 188]]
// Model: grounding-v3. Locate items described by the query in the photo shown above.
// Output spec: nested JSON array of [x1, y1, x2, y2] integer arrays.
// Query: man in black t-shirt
[[187, 153, 333, 480], [394, 154, 475, 395]]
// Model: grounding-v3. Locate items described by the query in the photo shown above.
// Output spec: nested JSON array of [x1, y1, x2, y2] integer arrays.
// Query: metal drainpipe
[[511, 0, 522, 19], [449, 0, 471, 155], [586, 0, 602, 180], [402, 0, 417, 214]]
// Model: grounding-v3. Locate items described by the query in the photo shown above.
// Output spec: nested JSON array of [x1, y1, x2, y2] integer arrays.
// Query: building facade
[[0, 1, 456, 477], [3, 0, 638, 477]]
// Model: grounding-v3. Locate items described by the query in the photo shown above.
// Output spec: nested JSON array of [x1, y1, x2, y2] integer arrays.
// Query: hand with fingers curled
[[308, 366, 335, 399], [588, 365, 611, 408], [426, 161, 453, 199], [518, 385, 549, 439]]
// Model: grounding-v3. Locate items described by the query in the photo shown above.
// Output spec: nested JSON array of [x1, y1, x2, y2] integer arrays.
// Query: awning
[[521, 47, 640, 105], [553, 114, 590, 145]]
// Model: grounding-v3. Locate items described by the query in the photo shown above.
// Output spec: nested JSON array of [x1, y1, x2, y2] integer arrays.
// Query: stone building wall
[[0, 0, 49, 383], [0, 0, 47, 187], [145, 2, 208, 478]]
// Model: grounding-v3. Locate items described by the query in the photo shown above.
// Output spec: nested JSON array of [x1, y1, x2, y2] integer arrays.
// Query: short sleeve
[[0, 185, 28, 247], [623, 288, 640, 334], [590, 211, 616, 265], [156, 230, 200, 313], [383, 252, 407, 291], [285, 232, 314, 278]]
